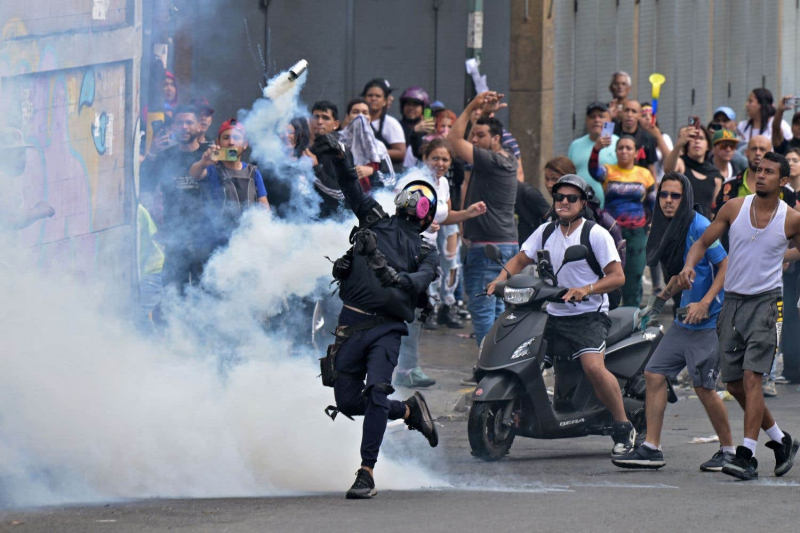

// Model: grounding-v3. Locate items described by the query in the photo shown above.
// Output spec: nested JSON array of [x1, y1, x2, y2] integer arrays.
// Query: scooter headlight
[[511, 337, 536, 360], [503, 287, 535, 305]]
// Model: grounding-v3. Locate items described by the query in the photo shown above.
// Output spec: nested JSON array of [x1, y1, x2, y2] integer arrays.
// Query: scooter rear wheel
[[468, 401, 516, 461]]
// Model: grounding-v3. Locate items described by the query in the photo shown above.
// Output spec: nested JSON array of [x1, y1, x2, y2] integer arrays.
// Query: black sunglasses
[[553, 192, 581, 203], [658, 191, 683, 200]]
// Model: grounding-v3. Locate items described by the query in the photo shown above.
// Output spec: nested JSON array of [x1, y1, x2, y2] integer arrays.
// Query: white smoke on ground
[[0, 64, 444, 507], [0, 212, 442, 508]]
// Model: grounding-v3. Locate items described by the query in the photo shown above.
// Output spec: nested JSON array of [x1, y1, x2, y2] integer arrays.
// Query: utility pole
[[464, 0, 484, 107]]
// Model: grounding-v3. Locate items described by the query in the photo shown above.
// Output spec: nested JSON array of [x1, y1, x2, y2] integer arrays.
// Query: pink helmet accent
[[415, 196, 431, 220]]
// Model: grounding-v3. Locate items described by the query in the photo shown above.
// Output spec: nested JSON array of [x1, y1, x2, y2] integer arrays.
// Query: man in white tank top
[[680, 152, 800, 481]]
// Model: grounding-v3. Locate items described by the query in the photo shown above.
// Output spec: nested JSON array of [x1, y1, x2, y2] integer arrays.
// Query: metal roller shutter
[[553, 0, 576, 153]]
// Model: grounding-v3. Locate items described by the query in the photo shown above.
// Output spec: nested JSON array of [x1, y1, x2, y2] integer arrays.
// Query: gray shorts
[[645, 324, 720, 390], [718, 289, 783, 382]]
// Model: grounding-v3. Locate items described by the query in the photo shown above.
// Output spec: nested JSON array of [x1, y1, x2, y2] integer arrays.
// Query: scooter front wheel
[[468, 401, 516, 461]]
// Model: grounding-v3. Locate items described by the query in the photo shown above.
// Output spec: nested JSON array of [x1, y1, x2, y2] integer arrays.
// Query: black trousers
[[334, 308, 408, 468]]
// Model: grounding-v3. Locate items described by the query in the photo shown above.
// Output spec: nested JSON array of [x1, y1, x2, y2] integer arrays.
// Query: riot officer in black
[[314, 134, 439, 500]]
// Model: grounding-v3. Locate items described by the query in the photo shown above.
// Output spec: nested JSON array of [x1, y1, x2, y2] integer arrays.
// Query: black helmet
[[552, 174, 591, 201], [394, 177, 438, 233]]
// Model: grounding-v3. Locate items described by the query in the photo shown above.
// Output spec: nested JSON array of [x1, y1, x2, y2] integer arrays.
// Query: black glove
[[311, 133, 347, 159], [331, 251, 352, 280], [393, 272, 413, 291]]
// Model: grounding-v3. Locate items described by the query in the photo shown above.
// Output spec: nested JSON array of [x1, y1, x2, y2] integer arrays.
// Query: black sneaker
[[612, 445, 665, 469], [345, 468, 377, 499], [438, 305, 465, 329], [721, 446, 759, 480], [700, 449, 735, 472], [405, 392, 439, 447], [766, 432, 800, 477], [422, 313, 439, 330], [611, 421, 636, 458]]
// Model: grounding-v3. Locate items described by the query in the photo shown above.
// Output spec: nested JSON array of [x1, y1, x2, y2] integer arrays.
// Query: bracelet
[[589, 284, 594, 295]]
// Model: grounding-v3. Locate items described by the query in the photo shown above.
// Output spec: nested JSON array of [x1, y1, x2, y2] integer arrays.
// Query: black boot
[[405, 392, 439, 447], [346, 468, 377, 499], [438, 305, 464, 329]]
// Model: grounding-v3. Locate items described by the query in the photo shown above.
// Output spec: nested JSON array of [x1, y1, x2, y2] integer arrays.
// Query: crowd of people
[[135, 66, 800, 490]]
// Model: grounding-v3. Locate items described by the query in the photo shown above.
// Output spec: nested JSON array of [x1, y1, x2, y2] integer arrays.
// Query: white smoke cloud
[[0, 64, 444, 507]]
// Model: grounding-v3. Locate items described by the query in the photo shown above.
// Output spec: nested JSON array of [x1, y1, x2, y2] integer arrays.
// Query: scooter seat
[[606, 307, 637, 346]]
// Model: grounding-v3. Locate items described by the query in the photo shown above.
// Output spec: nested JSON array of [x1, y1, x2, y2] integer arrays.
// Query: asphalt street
[[3, 319, 800, 533]]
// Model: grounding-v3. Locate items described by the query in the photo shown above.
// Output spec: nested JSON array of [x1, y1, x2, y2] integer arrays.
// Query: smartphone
[[423, 108, 432, 120], [536, 250, 551, 265], [688, 116, 700, 127], [785, 97, 800, 109], [211, 147, 239, 161], [151, 120, 165, 136], [601, 121, 615, 138], [676, 306, 708, 322]]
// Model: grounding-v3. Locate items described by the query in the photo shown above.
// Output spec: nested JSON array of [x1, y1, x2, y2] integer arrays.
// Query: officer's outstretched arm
[[313, 133, 381, 224]]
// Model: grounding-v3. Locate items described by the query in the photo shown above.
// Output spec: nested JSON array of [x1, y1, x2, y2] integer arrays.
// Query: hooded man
[[613, 172, 733, 472]]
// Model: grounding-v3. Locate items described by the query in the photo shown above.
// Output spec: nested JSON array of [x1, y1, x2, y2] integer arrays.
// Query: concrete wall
[[181, 0, 511, 132], [0, 0, 141, 301], [553, 0, 800, 155]]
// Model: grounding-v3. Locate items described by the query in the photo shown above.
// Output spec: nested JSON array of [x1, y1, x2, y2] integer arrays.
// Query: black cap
[[586, 102, 608, 115]]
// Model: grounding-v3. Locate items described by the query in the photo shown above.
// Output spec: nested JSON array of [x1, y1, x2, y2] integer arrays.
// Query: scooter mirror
[[484, 244, 502, 262], [563, 244, 589, 264]]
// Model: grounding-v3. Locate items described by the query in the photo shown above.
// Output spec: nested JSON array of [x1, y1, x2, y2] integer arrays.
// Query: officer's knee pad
[[365, 383, 395, 410]]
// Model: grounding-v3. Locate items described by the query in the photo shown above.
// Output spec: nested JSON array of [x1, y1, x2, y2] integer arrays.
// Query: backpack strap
[[580, 220, 604, 279], [541, 221, 558, 247]]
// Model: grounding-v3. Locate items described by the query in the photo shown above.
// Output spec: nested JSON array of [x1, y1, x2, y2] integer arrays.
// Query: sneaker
[[700, 449, 735, 472], [438, 305, 465, 329], [394, 367, 436, 388], [721, 446, 759, 480], [611, 421, 636, 457], [455, 301, 471, 320], [763, 378, 778, 398], [422, 313, 439, 330], [345, 468, 377, 499], [765, 432, 800, 477], [774, 375, 790, 385], [404, 392, 439, 447], [611, 445, 665, 469]]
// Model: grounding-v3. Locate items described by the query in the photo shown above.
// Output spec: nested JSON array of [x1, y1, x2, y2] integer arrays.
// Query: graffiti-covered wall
[[0, 1, 142, 304]]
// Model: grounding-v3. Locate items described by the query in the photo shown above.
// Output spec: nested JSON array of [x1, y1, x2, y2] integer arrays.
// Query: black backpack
[[541, 220, 621, 310], [216, 163, 258, 217]]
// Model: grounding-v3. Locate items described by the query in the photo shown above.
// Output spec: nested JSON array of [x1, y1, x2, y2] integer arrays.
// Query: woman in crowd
[[395, 138, 487, 388], [589, 135, 655, 307], [341, 97, 371, 128], [738, 88, 792, 144], [338, 111, 395, 192], [262, 117, 314, 216], [361, 78, 407, 169], [663, 125, 723, 218]]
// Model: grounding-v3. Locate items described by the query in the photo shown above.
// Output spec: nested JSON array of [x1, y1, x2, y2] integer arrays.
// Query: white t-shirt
[[737, 117, 792, 144], [521, 219, 621, 316], [371, 115, 405, 146], [422, 176, 450, 244]]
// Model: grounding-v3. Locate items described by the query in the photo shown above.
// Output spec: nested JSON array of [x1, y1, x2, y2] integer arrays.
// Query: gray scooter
[[467, 244, 677, 460]]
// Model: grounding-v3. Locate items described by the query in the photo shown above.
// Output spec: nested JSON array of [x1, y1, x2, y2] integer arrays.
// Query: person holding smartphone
[[663, 123, 723, 219], [567, 102, 619, 208], [772, 95, 800, 155]]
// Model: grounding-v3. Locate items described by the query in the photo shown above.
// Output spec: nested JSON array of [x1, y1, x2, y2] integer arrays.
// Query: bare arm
[[448, 91, 495, 164], [663, 127, 691, 174], [189, 145, 217, 180], [773, 96, 791, 149], [680, 198, 742, 286], [562, 260, 624, 303], [486, 251, 535, 295], [442, 199, 487, 225], [684, 257, 727, 324], [387, 142, 407, 162]]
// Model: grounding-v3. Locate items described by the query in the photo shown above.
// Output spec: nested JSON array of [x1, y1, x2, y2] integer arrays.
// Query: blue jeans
[[398, 315, 423, 370], [464, 243, 519, 346]]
